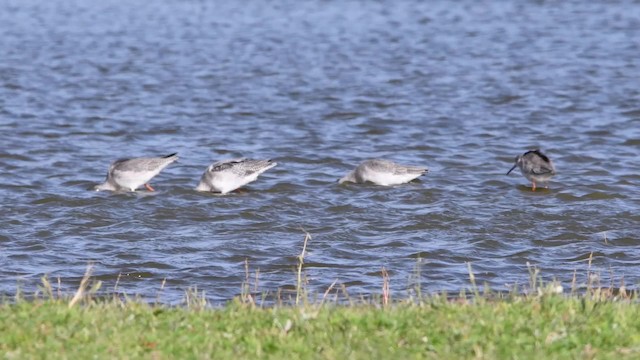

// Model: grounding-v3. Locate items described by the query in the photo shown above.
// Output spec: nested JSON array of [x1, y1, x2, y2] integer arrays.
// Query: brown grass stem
[[68, 263, 94, 308], [296, 230, 311, 306], [382, 267, 390, 307]]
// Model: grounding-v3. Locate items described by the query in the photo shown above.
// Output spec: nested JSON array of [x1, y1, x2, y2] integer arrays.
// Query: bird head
[[506, 154, 522, 175]]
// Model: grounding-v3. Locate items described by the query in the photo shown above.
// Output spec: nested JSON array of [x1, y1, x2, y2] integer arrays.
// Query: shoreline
[[2, 278, 638, 359]]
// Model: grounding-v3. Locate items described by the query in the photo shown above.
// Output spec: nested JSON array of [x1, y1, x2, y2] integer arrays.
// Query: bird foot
[[145, 183, 155, 192]]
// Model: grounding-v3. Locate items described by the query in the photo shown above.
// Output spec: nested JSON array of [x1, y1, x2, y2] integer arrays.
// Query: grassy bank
[[1, 291, 639, 359], [2, 236, 638, 359]]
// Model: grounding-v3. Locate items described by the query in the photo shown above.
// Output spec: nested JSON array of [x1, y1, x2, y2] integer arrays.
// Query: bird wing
[[363, 159, 395, 173], [531, 164, 555, 175], [112, 156, 175, 172], [236, 159, 274, 175], [393, 165, 428, 175], [209, 158, 246, 172]]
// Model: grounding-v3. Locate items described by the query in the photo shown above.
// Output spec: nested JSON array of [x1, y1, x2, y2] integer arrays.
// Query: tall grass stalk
[[381, 267, 390, 307], [526, 261, 540, 293], [155, 278, 167, 305], [295, 230, 310, 305], [313, 279, 338, 316], [410, 255, 423, 301], [467, 262, 480, 298], [69, 263, 96, 308], [241, 258, 255, 306], [40, 275, 54, 300], [184, 286, 207, 310]]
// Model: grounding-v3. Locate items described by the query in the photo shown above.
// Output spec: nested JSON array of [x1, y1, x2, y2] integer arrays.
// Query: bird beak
[[506, 164, 517, 175]]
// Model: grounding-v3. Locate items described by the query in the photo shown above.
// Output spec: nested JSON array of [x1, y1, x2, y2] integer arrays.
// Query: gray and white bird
[[195, 158, 277, 194], [94, 153, 178, 192], [338, 159, 428, 186], [506, 149, 556, 191]]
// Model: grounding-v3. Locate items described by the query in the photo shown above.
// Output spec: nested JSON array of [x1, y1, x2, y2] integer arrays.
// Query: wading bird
[[506, 149, 556, 191], [95, 153, 178, 192], [196, 158, 277, 194], [339, 159, 428, 186]]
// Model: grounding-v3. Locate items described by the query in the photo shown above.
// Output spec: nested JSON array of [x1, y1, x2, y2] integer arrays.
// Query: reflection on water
[[0, 0, 639, 303]]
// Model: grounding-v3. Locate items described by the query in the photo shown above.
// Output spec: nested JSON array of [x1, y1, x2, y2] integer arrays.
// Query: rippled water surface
[[1, 0, 639, 303]]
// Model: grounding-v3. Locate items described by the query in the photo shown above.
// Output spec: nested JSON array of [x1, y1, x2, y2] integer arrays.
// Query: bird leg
[[531, 181, 536, 191], [145, 183, 155, 192]]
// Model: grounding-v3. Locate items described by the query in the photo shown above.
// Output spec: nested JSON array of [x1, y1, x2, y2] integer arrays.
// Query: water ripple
[[0, 0, 639, 302]]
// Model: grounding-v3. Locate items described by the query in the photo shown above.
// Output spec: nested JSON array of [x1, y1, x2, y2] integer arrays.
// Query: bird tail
[[162, 153, 179, 163]]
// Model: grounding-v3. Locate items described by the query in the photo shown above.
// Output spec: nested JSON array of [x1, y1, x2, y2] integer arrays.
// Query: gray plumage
[[94, 153, 178, 192], [339, 159, 428, 186], [196, 158, 277, 194], [506, 149, 556, 190]]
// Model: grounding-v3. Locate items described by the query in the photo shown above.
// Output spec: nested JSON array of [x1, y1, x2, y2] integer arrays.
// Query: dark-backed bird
[[506, 149, 556, 191]]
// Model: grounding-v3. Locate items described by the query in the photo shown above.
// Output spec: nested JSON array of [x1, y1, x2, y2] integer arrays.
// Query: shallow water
[[1, 0, 639, 303]]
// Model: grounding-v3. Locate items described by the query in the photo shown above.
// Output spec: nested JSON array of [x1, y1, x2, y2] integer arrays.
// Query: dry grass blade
[[467, 262, 480, 298], [40, 276, 54, 300], [155, 278, 167, 305], [318, 279, 338, 310], [241, 258, 255, 306], [382, 267, 390, 307], [296, 229, 311, 306], [68, 264, 94, 308]]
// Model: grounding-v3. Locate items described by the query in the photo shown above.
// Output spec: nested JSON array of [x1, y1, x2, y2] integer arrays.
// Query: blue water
[[1, 0, 639, 303]]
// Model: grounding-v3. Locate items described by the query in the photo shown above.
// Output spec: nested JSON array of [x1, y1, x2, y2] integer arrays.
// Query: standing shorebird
[[338, 159, 428, 186], [506, 149, 556, 191], [195, 158, 277, 194], [94, 153, 178, 192]]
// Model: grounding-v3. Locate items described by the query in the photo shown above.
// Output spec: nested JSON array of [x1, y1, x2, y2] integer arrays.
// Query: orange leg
[[145, 183, 155, 192], [531, 181, 536, 191]]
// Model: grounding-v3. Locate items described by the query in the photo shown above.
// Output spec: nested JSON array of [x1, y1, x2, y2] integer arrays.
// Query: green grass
[[1, 290, 640, 359], [1, 240, 638, 359]]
